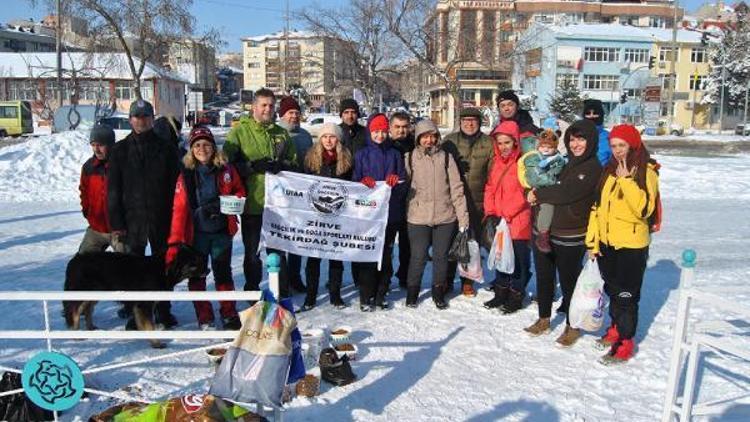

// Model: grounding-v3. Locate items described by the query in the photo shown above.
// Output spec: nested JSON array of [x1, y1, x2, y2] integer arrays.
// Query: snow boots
[[524, 318, 551, 337], [500, 289, 524, 314], [600, 339, 635, 365], [555, 325, 581, 348], [319, 348, 356, 386], [406, 286, 420, 308], [595, 324, 620, 350], [483, 285, 509, 309], [432, 283, 448, 310]]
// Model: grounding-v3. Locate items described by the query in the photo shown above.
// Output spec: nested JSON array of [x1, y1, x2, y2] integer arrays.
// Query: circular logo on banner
[[308, 181, 347, 216], [22, 351, 84, 411]]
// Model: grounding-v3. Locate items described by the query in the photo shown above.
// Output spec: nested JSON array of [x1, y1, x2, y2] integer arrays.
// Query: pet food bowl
[[219, 195, 246, 215], [206, 347, 227, 365], [329, 326, 352, 345], [332, 342, 358, 361]]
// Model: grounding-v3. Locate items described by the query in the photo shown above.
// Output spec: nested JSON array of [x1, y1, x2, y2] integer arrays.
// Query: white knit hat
[[319, 122, 343, 140]]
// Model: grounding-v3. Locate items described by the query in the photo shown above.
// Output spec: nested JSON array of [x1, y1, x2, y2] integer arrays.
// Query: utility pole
[[744, 78, 749, 135], [665, 0, 679, 130], [56, 0, 63, 107], [283, 0, 289, 94], [719, 62, 726, 131]]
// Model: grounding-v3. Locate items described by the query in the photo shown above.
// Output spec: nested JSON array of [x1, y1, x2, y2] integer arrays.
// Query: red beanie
[[491, 120, 520, 142], [188, 126, 215, 147], [278, 96, 300, 118], [368, 114, 389, 133], [610, 124, 642, 150]]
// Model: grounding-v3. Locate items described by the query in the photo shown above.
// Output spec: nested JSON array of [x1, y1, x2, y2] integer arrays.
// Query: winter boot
[[500, 289, 524, 314], [483, 285, 509, 309], [535, 231, 552, 253], [555, 325, 581, 348], [222, 316, 241, 330], [600, 339, 635, 365], [595, 324, 620, 351], [405, 286, 420, 307], [432, 284, 448, 310], [319, 348, 357, 386], [524, 318, 551, 337], [462, 280, 477, 297]]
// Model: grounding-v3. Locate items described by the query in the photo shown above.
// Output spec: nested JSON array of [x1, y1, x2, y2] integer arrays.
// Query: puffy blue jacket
[[597, 125, 612, 166], [352, 113, 407, 223]]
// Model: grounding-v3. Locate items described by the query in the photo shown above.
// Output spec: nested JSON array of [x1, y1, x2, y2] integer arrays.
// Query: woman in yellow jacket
[[586, 124, 659, 364]]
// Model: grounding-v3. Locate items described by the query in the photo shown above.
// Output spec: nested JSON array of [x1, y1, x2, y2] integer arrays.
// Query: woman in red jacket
[[482, 120, 532, 314], [167, 127, 246, 330]]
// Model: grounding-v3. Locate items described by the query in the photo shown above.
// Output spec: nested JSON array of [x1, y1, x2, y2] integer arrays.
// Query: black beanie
[[583, 99, 605, 126], [339, 98, 360, 117], [89, 123, 115, 147], [497, 90, 520, 107]]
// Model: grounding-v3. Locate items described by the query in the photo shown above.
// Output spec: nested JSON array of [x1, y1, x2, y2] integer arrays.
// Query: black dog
[[63, 244, 208, 348]]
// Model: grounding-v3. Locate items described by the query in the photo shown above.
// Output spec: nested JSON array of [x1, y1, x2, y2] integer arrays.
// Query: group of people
[[77, 88, 659, 363]]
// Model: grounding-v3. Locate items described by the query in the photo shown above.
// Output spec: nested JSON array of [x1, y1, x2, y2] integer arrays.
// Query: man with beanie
[[582, 99, 612, 165], [224, 88, 297, 299], [496, 89, 540, 154], [78, 124, 119, 254], [339, 98, 367, 157], [277, 95, 312, 294], [389, 112, 414, 290], [442, 107, 493, 297], [108, 99, 180, 328]]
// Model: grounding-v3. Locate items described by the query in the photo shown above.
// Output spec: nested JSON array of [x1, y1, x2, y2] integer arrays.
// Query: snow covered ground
[[0, 135, 749, 421]]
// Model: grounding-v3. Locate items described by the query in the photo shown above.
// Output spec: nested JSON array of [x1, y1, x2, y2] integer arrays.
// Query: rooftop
[[543, 23, 708, 44], [241, 30, 323, 42]]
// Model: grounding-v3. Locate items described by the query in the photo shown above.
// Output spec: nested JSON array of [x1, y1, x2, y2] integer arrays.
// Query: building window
[[659, 46, 677, 62], [114, 81, 134, 100], [8, 80, 38, 100], [659, 74, 676, 90], [583, 74, 619, 90], [459, 10, 478, 61], [689, 75, 705, 90], [624, 49, 649, 63], [77, 81, 107, 101], [691, 48, 706, 63], [140, 85, 153, 101], [650, 17, 666, 28], [584, 47, 619, 62], [619, 15, 638, 26], [556, 74, 578, 89]]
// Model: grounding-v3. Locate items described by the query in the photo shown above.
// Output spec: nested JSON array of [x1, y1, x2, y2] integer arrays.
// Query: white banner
[[260, 172, 391, 265]]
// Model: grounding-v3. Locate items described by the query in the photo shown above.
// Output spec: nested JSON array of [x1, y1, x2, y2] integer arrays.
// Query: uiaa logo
[[308, 181, 347, 215]]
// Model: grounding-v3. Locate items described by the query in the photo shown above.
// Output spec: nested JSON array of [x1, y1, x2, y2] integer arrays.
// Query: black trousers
[[407, 222, 457, 298], [597, 244, 649, 340], [287, 253, 303, 283], [240, 214, 289, 298], [357, 223, 399, 305], [494, 239, 532, 292], [534, 239, 586, 322], [304, 258, 344, 304], [395, 220, 411, 284]]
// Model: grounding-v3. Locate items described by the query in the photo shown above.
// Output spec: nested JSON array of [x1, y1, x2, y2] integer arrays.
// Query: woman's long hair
[[304, 139, 353, 176], [183, 147, 227, 170]]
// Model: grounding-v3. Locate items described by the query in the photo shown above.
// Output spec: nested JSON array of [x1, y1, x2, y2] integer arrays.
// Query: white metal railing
[[0, 282, 283, 421], [661, 250, 750, 421]]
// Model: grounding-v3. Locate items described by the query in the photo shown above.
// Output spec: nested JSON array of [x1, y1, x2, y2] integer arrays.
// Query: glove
[[361, 176, 376, 189], [165, 245, 179, 266], [459, 226, 467, 233], [385, 174, 400, 187], [200, 201, 222, 220], [250, 158, 275, 174]]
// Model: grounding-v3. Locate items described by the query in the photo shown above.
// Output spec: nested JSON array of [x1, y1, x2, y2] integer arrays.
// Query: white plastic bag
[[486, 218, 514, 274], [569, 259, 607, 332], [458, 240, 483, 282]]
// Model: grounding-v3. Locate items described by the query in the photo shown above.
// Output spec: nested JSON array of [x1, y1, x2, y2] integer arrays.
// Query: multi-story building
[[168, 39, 217, 102], [0, 21, 56, 53], [429, 0, 681, 126], [513, 23, 711, 129], [241, 31, 352, 111]]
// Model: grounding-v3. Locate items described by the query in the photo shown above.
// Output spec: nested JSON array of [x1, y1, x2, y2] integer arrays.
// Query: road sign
[[644, 86, 661, 102]]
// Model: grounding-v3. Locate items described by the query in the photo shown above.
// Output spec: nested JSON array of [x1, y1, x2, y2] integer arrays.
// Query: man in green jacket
[[224, 88, 297, 298], [442, 107, 494, 297]]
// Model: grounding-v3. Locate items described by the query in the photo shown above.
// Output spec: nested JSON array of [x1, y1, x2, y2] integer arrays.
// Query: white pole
[[743, 79, 749, 135], [267, 252, 281, 300]]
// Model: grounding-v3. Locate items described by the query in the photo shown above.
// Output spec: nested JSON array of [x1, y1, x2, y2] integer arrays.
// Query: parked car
[[302, 114, 342, 138], [97, 114, 132, 141], [635, 120, 684, 136], [0, 100, 33, 137], [736, 123, 750, 136], [198, 110, 219, 126]]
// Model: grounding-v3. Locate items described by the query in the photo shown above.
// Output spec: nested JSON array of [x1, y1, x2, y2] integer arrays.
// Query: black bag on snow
[[448, 230, 471, 264], [481, 216, 500, 251], [0, 372, 53, 422]]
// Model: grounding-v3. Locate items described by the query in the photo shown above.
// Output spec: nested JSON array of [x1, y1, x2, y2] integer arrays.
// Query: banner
[[260, 172, 391, 265]]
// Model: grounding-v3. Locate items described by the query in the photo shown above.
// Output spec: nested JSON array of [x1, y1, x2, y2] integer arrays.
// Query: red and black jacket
[[79, 157, 109, 233]]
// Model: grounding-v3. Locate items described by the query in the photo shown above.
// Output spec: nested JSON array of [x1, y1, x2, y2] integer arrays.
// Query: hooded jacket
[[405, 139, 470, 228], [80, 156, 109, 233], [501, 109, 540, 154], [223, 115, 296, 215], [352, 113, 407, 223], [534, 119, 602, 238], [484, 128, 531, 240]]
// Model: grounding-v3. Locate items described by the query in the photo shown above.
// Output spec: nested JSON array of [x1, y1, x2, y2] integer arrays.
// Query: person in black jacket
[[108, 99, 180, 329], [388, 111, 414, 290], [338, 98, 367, 157], [301, 123, 354, 311], [523, 119, 602, 348]]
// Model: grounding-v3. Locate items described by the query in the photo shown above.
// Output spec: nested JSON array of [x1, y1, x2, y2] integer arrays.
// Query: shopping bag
[[448, 230, 470, 263], [0, 372, 52, 422], [480, 216, 499, 250], [486, 218, 514, 274], [569, 259, 606, 332], [458, 240, 483, 282]]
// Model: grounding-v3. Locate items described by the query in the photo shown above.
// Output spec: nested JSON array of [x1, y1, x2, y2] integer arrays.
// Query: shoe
[[524, 318, 551, 337], [462, 282, 477, 297], [376, 302, 389, 310], [300, 302, 316, 312], [555, 304, 565, 314], [222, 316, 242, 330], [535, 230, 552, 253], [599, 339, 635, 365], [330, 297, 346, 309], [319, 348, 357, 386], [483, 286, 509, 309], [155, 312, 178, 330], [500, 289, 524, 314], [555, 325, 581, 348], [200, 322, 216, 331], [595, 325, 620, 350], [117, 305, 133, 319], [360, 304, 373, 312], [406, 302, 418, 309], [433, 298, 448, 310]]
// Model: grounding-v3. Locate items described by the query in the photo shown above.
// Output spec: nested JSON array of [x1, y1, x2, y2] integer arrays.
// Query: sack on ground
[[88, 394, 265, 421], [448, 230, 470, 263], [569, 259, 606, 332], [486, 219, 514, 274], [458, 240, 483, 282]]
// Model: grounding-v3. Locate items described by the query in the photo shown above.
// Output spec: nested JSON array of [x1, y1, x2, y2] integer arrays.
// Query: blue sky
[[3, 0, 711, 53]]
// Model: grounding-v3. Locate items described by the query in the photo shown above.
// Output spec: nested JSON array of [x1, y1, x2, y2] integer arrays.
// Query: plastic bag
[[88, 394, 262, 422], [458, 240, 483, 282], [486, 218, 514, 274], [480, 216, 499, 250], [0, 372, 52, 422], [448, 230, 470, 263], [569, 259, 606, 332]]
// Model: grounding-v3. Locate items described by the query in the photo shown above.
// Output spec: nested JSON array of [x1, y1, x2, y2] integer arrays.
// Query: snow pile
[[0, 130, 90, 202]]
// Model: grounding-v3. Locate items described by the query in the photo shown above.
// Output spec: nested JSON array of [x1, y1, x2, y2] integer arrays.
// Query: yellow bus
[[0, 101, 33, 137]]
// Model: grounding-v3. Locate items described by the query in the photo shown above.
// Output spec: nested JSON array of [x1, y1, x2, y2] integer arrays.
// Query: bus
[[0, 101, 33, 137]]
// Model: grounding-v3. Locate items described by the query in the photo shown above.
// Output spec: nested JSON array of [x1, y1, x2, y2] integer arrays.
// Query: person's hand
[[526, 189, 537, 206], [588, 249, 599, 260], [251, 158, 274, 174], [385, 174, 399, 187], [165, 245, 179, 266], [615, 156, 636, 178], [361, 176, 376, 189], [459, 226, 467, 233]]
